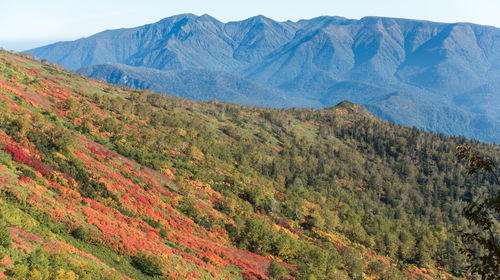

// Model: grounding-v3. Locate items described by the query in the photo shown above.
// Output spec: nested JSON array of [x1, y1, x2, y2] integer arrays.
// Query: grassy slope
[[0, 50, 498, 279]]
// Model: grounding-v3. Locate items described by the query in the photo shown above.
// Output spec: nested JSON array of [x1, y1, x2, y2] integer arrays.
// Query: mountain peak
[[229, 15, 277, 27], [197, 13, 221, 23], [249, 15, 274, 22], [158, 13, 198, 23]]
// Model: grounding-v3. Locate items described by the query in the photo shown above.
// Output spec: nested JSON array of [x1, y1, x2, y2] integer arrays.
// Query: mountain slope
[[27, 14, 500, 143], [78, 63, 297, 107], [1, 50, 499, 279]]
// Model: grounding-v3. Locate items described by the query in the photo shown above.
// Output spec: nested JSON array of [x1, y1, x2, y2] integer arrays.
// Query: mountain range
[[27, 14, 500, 143]]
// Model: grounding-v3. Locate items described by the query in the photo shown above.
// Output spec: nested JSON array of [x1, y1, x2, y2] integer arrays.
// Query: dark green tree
[[456, 144, 500, 280]]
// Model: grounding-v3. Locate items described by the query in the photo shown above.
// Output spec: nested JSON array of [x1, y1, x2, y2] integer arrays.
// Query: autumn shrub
[[2, 145, 52, 176], [130, 253, 163, 276]]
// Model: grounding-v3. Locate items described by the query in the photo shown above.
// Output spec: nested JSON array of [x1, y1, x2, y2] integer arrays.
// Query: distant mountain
[[78, 63, 296, 107], [27, 14, 500, 143]]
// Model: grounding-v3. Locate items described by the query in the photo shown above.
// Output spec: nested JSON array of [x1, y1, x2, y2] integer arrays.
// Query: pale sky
[[1, 0, 500, 51]]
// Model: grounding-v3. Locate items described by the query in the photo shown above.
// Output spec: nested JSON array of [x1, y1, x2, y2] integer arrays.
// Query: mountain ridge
[[26, 14, 500, 143]]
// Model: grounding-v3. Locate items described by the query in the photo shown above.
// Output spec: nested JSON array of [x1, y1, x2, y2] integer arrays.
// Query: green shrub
[[131, 253, 163, 276], [144, 218, 160, 229], [267, 259, 288, 279], [0, 226, 11, 248], [179, 197, 197, 218], [22, 168, 37, 180], [0, 150, 12, 167], [342, 247, 364, 278], [368, 260, 386, 275], [159, 228, 168, 238], [28, 249, 50, 273], [71, 226, 89, 240], [7, 264, 29, 279]]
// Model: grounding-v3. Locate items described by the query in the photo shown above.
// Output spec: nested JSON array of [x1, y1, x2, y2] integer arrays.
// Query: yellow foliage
[[189, 146, 205, 161], [53, 269, 78, 280], [160, 166, 175, 178], [54, 151, 67, 160], [361, 272, 371, 280], [176, 128, 187, 137], [1, 202, 40, 233], [28, 269, 43, 280], [50, 171, 70, 188]]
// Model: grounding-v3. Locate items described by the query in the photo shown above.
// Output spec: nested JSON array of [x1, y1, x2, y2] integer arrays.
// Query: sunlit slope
[[0, 50, 498, 279]]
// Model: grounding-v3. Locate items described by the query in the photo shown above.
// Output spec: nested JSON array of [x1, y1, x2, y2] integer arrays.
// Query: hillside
[[26, 14, 500, 143], [0, 50, 499, 279]]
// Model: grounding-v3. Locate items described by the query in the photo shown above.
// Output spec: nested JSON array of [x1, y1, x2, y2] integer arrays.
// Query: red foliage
[[0, 255, 12, 268], [2, 145, 52, 176], [89, 145, 114, 159], [242, 271, 265, 280], [18, 174, 33, 183]]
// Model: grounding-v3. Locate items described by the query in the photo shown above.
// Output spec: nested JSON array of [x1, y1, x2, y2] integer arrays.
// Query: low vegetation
[[0, 50, 498, 279]]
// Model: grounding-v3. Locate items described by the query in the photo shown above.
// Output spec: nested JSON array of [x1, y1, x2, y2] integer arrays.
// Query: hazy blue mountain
[[27, 14, 500, 143], [78, 63, 298, 107]]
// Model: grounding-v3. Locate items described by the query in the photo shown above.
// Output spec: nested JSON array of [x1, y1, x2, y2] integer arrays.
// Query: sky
[[1, 0, 500, 51]]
